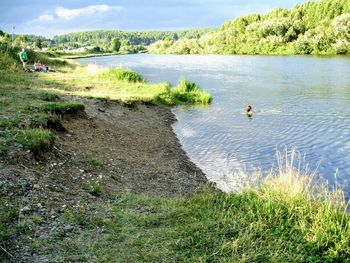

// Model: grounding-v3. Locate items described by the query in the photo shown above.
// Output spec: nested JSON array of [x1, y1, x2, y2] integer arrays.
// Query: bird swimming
[[246, 105, 253, 117]]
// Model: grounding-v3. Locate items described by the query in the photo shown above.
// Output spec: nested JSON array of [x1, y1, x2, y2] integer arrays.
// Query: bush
[[100, 67, 145, 83]]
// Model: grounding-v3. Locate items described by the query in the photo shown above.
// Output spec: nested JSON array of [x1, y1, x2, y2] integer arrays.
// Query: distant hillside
[[53, 28, 213, 48], [148, 0, 350, 55]]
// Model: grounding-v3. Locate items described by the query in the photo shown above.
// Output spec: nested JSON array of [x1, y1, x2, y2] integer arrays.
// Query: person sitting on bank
[[34, 60, 41, 72], [19, 48, 28, 71]]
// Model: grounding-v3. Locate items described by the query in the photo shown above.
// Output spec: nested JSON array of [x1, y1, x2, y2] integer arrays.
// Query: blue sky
[[0, 0, 309, 38]]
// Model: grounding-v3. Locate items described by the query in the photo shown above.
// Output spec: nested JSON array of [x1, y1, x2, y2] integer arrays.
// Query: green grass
[[0, 129, 54, 153], [38, 92, 60, 102], [39, 65, 212, 106], [40, 151, 350, 262], [86, 154, 103, 167], [86, 180, 103, 197], [31, 102, 85, 115], [100, 67, 145, 83], [34, 154, 350, 262], [156, 79, 213, 105]]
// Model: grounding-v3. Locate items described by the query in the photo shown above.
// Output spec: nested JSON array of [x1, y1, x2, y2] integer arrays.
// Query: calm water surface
[[78, 55, 350, 195]]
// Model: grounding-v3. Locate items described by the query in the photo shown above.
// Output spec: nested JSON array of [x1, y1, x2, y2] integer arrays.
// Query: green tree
[[111, 38, 121, 52], [34, 39, 42, 49]]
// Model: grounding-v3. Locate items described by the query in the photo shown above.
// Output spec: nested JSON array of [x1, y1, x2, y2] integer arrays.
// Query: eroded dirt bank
[[0, 98, 208, 262]]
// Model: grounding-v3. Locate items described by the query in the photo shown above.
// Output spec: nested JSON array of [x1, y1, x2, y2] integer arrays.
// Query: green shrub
[[86, 154, 103, 167], [101, 67, 145, 83]]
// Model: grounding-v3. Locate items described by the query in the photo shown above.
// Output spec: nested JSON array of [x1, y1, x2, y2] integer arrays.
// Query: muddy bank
[[56, 97, 208, 197], [0, 98, 210, 261], [1, 98, 209, 206]]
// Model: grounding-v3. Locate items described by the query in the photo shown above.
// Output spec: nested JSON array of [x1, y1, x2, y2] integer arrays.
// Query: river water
[[78, 54, 350, 196]]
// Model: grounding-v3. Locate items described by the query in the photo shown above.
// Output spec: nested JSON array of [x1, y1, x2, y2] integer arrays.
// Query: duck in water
[[246, 105, 253, 117]]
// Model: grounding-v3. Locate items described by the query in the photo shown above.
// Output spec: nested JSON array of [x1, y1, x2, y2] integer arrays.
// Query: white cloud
[[37, 14, 54, 21], [55, 5, 122, 20]]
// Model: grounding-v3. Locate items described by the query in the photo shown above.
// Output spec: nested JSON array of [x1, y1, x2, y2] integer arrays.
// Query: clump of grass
[[31, 215, 42, 224], [0, 129, 54, 154], [15, 129, 54, 151], [86, 154, 103, 167], [86, 180, 102, 196], [100, 67, 145, 83], [156, 79, 212, 105], [38, 92, 60, 102], [32, 102, 85, 115]]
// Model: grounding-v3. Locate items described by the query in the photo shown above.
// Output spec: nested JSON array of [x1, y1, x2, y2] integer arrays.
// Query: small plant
[[87, 180, 102, 196], [86, 155, 103, 167], [31, 215, 42, 224], [101, 67, 145, 83]]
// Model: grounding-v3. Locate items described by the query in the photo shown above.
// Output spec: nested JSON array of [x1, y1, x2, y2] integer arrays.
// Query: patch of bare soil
[[0, 98, 208, 262]]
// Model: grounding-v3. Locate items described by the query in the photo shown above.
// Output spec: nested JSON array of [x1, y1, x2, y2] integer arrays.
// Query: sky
[[0, 0, 309, 38]]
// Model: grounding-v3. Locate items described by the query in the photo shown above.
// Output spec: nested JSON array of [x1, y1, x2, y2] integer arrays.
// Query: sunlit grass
[[39, 65, 212, 105], [40, 149, 350, 262]]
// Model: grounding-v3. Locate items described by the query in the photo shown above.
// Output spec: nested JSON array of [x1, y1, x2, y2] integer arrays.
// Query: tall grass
[[100, 67, 145, 83], [156, 79, 212, 105], [49, 149, 350, 262]]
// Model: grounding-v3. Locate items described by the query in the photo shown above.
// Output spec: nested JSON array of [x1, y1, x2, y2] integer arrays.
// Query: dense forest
[[53, 29, 213, 52], [148, 0, 350, 55]]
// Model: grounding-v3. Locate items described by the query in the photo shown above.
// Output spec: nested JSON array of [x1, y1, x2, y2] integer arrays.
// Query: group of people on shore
[[19, 49, 56, 72], [33, 60, 56, 72]]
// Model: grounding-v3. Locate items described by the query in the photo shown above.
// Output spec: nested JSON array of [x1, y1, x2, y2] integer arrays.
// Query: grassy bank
[[36, 151, 350, 262], [0, 50, 211, 154]]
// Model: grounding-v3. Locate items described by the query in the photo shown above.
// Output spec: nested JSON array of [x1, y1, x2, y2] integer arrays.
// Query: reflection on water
[[78, 54, 350, 196]]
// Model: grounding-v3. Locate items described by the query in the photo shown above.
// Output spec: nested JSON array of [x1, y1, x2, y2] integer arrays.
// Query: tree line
[[148, 0, 350, 55], [52, 29, 213, 52]]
